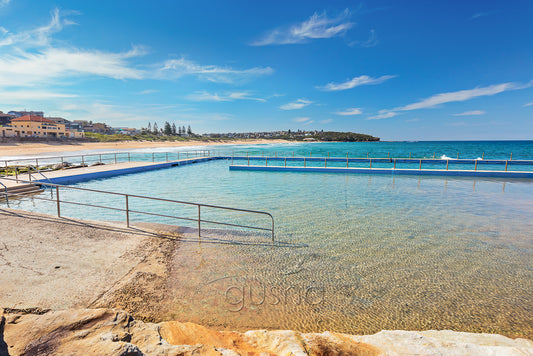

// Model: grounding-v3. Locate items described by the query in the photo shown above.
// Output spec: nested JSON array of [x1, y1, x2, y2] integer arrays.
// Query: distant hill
[[307, 131, 380, 142]]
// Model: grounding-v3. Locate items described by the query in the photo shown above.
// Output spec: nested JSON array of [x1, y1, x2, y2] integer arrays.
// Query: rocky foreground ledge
[[1, 308, 532, 356]]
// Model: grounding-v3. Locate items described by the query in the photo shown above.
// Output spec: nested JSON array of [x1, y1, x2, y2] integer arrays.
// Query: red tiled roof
[[11, 115, 56, 124]]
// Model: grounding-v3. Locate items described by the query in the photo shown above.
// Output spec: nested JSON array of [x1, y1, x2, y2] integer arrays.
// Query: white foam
[[440, 155, 457, 160]]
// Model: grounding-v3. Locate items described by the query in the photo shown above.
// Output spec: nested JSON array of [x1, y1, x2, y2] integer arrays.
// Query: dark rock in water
[[90, 162, 105, 167]]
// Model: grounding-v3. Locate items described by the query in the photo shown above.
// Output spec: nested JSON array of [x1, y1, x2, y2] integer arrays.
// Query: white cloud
[[0, 0, 11, 8], [335, 107, 362, 116], [0, 8, 73, 48], [470, 12, 489, 20], [187, 91, 266, 102], [280, 99, 313, 110], [320, 119, 333, 124], [158, 58, 273, 83], [523, 102, 533, 107], [0, 10, 272, 87], [368, 82, 526, 120], [350, 29, 378, 47], [251, 10, 353, 46], [137, 89, 158, 95], [453, 110, 485, 116], [0, 47, 147, 86], [293, 117, 311, 123], [397, 84, 513, 111], [0, 90, 77, 103], [318, 75, 395, 91], [367, 110, 398, 120]]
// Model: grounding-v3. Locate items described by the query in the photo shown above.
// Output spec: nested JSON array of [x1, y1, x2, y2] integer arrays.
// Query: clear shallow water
[[5, 141, 533, 337]]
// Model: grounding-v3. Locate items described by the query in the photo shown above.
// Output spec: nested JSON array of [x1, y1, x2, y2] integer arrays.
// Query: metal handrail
[[0, 177, 275, 241], [27, 165, 53, 184], [0, 180, 8, 204], [2, 149, 214, 168]]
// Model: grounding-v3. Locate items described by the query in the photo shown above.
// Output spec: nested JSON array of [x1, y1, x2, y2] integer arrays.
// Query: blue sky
[[0, 0, 532, 140]]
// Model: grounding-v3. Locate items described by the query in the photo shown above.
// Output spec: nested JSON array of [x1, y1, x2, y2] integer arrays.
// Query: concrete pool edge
[[229, 164, 533, 179], [33, 157, 217, 184]]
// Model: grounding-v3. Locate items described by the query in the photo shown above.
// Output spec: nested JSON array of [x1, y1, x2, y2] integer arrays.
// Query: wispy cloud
[[470, 12, 490, 20], [0, 0, 11, 8], [349, 29, 378, 47], [293, 117, 312, 123], [367, 110, 398, 120], [320, 119, 333, 124], [137, 89, 158, 95], [280, 99, 313, 110], [0, 9, 272, 87], [187, 91, 266, 102], [453, 110, 485, 116], [318, 74, 395, 91], [0, 90, 77, 102], [367, 81, 529, 120], [251, 10, 353, 46], [158, 58, 273, 83], [0, 8, 74, 48], [523, 102, 533, 107], [335, 107, 362, 116], [398, 83, 513, 111]]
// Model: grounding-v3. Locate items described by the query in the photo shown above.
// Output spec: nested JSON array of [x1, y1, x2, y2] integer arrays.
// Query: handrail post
[[446, 160, 449, 170], [419, 159, 422, 170], [510, 153, 513, 160], [482, 152, 484, 160], [198, 205, 201, 237], [271, 217, 275, 242], [248, 156, 250, 166], [15, 167, 18, 183], [81, 155, 84, 166], [475, 160, 478, 171], [61, 156, 64, 168], [369, 158, 372, 169], [128, 153, 131, 162], [505, 160, 508, 171], [28, 166, 31, 182], [265, 157, 268, 166], [125, 195, 130, 227], [36, 158, 38, 168], [166, 152, 168, 162], [56, 186, 60, 217], [346, 157, 349, 168], [284, 158, 287, 167], [324, 158, 327, 168], [152, 152, 155, 162], [304, 157, 306, 167]]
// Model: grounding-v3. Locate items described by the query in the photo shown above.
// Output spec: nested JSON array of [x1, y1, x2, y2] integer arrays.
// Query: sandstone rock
[[1, 308, 532, 356]]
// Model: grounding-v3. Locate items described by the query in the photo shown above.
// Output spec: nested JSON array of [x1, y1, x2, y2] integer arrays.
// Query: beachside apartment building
[[1, 115, 84, 138]]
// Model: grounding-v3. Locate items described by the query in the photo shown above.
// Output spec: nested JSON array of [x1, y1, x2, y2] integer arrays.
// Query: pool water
[[9, 156, 533, 338]]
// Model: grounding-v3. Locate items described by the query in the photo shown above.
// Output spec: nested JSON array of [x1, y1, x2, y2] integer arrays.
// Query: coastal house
[[2, 115, 84, 138]]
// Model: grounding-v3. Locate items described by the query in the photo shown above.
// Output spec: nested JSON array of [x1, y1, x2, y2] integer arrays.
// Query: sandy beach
[[0, 139, 289, 157]]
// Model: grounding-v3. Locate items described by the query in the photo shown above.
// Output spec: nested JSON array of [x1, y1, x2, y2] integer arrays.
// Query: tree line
[[142, 122, 193, 136]]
